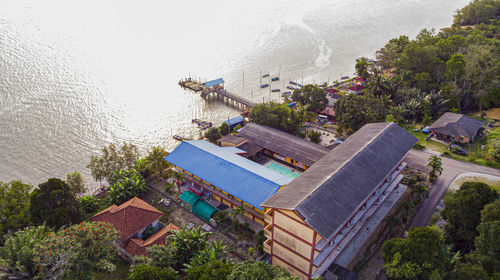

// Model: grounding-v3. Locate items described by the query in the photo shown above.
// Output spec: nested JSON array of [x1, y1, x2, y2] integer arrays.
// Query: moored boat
[[271, 89, 280, 92], [271, 77, 279, 81], [173, 135, 183, 141], [260, 83, 269, 88]]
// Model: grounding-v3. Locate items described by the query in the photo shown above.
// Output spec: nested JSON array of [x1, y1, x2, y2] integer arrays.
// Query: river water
[[0, 0, 469, 191]]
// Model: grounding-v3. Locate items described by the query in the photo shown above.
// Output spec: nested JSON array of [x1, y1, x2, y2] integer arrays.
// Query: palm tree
[[297, 104, 316, 123], [172, 171, 185, 194], [384, 214, 403, 234], [428, 155, 443, 177], [366, 73, 391, 98], [145, 146, 169, 176], [231, 205, 245, 222]]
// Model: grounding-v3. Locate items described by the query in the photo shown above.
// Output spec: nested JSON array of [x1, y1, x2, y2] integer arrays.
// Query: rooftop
[[122, 223, 180, 256], [262, 122, 417, 239], [217, 134, 247, 145], [165, 140, 293, 210], [90, 197, 163, 243], [237, 123, 329, 166], [429, 112, 483, 138], [205, 78, 224, 87]]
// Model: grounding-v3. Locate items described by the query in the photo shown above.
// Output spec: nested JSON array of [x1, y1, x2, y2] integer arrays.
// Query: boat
[[260, 83, 269, 88], [289, 81, 298, 85], [271, 89, 280, 92], [282, 91, 291, 96], [286, 86, 296, 90], [297, 83, 304, 87], [262, 73, 270, 78], [173, 135, 183, 141], [271, 77, 280, 82]]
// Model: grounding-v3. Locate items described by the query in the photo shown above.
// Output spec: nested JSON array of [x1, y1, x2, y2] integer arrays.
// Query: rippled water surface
[[0, 0, 469, 190]]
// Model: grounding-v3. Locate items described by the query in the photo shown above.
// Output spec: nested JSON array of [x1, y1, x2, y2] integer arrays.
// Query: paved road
[[406, 149, 500, 228]]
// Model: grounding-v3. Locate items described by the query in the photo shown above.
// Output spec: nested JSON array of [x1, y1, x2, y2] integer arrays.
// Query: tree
[[446, 262, 489, 280], [355, 57, 372, 80], [34, 221, 119, 280], [382, 227, 449, 280], [227, 260, 296, 280], [0, 181, 32, 243], [29, 178, 82, 229], [308, 130, 321, 144], [185, 259, 233, 280], [204, 127, 221, 143], [474, 220, 500, 275], [480, 199, 500, 223], [79, 195, 100, 216], [376, 35, 409, 69], [366, 73, 392, 98], [296, 104, 316, 123], [249, 102, 302, 135], [0, 226, 50, 278], [129, 264, 178, 280], [441, 182, 498, 253], [87, 142, 140, 183], [107, 169, 147, 205], [171, 171, 185, 194], [144, 146, 169, 175], [333, 94, 387, 131], [427, 155, 443, 177], [66, 171, 86, 197], [219, 122, 230, 136], [291, 84, 328, 112]]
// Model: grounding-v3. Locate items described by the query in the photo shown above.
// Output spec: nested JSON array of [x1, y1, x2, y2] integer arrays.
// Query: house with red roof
[[90, 197, 180, 257], [348, 84, 364, 94]]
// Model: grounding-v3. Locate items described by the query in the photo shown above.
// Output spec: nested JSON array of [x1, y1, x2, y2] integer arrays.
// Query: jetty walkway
[[179, 77, 256, 109]]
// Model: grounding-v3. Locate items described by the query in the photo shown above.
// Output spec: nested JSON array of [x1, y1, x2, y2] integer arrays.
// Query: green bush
[[414, 143, 425, 150], [129, 264, 178, 280]]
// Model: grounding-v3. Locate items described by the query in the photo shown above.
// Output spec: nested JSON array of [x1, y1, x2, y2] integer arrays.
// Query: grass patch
[[404, 126, 448, 152]]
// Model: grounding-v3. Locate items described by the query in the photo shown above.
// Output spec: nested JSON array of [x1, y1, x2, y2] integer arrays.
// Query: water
[[0, 0, 469, 191]]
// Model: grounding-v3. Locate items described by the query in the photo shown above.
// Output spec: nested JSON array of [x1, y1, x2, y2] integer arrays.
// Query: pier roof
[[165, 140, 293, 210], [205, 78, 225, 87]]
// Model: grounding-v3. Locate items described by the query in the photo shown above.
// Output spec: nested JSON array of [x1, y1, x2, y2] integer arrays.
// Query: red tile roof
[[348, 84, 364, 92], [122, 223, 180, 256], [90, 197, 163, 243], [324, 87, 339, 94], [320, 106, 335, 118]]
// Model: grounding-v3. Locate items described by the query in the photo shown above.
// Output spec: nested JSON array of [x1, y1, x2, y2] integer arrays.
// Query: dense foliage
[[129, 264, 178, 280], [107, 169, 147, 205], [29, 178, 82, 229], [185, 259, 233, 280], [87, 142, 140, 183], [204, 127, 222, 143], [333, 93, 387, 131], [441, 181, 498, 253], [66, 171, 86, 197], [0, 181, 32, 244], [227, 260, 296, 280], [291, 84, 328, 112], [249, 102, 302, 135]]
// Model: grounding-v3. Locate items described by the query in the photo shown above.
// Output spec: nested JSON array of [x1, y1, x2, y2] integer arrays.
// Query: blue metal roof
[[224, 115, 244, 126], [205, 78, 224, 88], [165, 140, 293, 210]]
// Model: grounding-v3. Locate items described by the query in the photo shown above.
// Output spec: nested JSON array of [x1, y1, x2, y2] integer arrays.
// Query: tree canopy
[[291, 84, 328, 112], [441, 181, 498, 253], [249, 102, 302, 135], [0, 181, 32, 243], [87, 142, 140, 183], [66, 171, 86, 197], [227, 260, 296, 280], [29, 178, 82, 229], [204, 127, 221, 143], [333, 94, 387, 131]]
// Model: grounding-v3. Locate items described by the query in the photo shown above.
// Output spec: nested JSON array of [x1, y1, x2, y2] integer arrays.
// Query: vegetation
[[29, 178, 82, 229], [0, 181, 32, 244], [307, 130, 321, 143], [383, 226, 449, 280], [185, 259, 233, 280], [204, 127, 221, 143], [107, 169, 147, 205], [87, 142, 140, 184], [427, 155, 443, 177], [129, 264, 178, 280], [144, 146, 170, 175], [219, 122, 230, 136], [441, 181, 498, 253], [333, 93, 387, 131], [291, 84, 328, 112], [227, 260, 296, 280], [249, 102, 302, 135], [66, 171, 86, 197]]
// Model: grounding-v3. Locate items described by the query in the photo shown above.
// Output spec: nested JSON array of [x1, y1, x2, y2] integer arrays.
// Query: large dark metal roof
[[429, 112, 483, 138], [261, 122, 417, 239], [237, 123, 329, 166]]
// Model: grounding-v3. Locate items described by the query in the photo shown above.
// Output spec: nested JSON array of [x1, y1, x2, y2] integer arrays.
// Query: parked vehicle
[[449, 144, 468, 156]]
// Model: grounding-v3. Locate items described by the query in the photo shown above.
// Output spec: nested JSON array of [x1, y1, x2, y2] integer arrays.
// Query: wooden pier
[[179, 77, 256, 109]]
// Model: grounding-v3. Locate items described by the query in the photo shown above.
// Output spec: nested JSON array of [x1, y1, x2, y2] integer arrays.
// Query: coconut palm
[[172, 171, 185, 194], [297, 104, 316, 123], [428, 155, 443, 177], [145, 146, 169, 175]]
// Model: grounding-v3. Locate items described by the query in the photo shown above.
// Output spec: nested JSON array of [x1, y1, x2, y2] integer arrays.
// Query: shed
[[223, 115, 245, 131], [180, 191, 218, 222], [180, 190, 200, 207], [205, 78, 225, 88]]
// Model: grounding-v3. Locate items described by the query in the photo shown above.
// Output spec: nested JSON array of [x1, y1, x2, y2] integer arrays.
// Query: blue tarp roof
[[205, 78, 224, 87], [165, 140, 293, 210], [224, 115, 244, 126]]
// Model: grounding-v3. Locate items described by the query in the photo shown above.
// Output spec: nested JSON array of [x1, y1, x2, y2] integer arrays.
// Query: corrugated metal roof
[[205, 78, 225, 87], [224, 115, 244, 126], [165, 140, 293, 210], [429, 112, 483, 137], [192, 200, 218, 221], [262, 122, 417, 239]]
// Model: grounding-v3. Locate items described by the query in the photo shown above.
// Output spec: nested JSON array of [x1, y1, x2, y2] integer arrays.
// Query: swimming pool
[[268, 163, 300, 179]]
